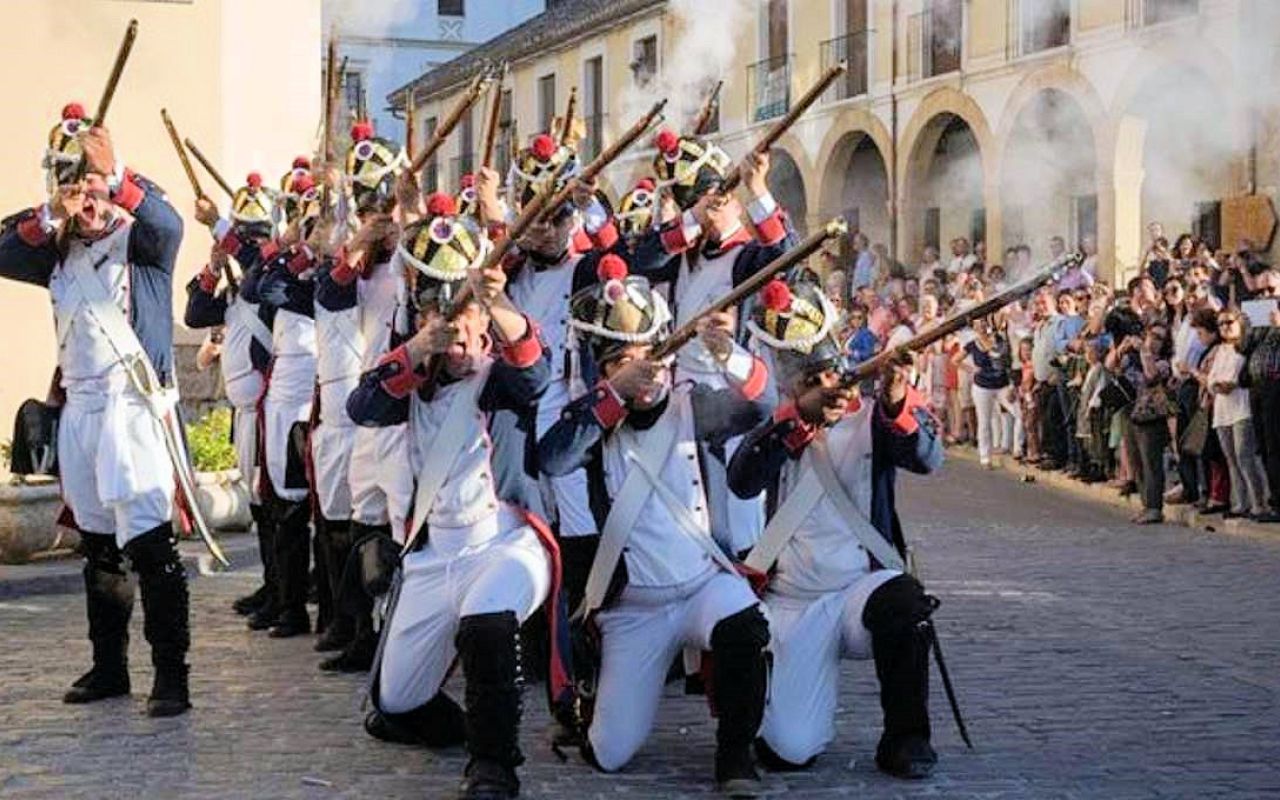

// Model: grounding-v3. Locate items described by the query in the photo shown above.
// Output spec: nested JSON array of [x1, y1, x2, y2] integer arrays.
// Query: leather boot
[[312, 516, 333, 636], [314, 518, 355, 652], [233, 503, 274, 615], [124, 524, 192, 718], [456, 612, 523, 799], [365, 692, 466, 747], [269, 499, 311, 638], [864, 575, 936, 780], [710, 605, 769, 798], [64, 533, 134, 704]]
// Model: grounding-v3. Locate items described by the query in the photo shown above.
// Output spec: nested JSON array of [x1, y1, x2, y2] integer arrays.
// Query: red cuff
[[659, 221, 691, 255], [377, 346, 423, 398], [16, 211, 51, 247], [591, 381, 628, 429], [197, 266, 218, 293], [738, 356, 768, 401], [217, 229, 243, 258], [260, 240, 280, 262], [487, 222, 508, 241], [570, 227, 593, 256], [110, 170, 145, 214], [773, 403, 817, 453], [500, 320, 543, 368], [287, 247, 314, 276], [589, 219, 619, 251], [884, 385, 928, 436], [753, 209, 786, 247], [329, 248, 361, 285]]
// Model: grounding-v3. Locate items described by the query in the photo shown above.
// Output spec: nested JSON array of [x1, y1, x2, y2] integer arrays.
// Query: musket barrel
[[480, 63, 508, 169], [409, 70, 490, 175], [560, 86, 578, 145], [692, 80, 724, 136], [94, 19, 139, 131], [183, 137, 236, 199], [651, 218, 848, 359], [719, 63, 846, 194], [161, 109, 204, 200]]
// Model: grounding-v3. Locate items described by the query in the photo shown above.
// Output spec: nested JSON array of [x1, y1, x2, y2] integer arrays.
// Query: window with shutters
[[538, 75, 556, 134]]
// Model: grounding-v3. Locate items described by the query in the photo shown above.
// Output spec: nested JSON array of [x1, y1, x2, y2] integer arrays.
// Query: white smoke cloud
[[322, 0, 420, 36]]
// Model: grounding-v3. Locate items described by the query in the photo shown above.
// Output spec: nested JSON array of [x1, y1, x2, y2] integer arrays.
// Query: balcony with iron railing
[[581, 113, 607, 162], [1125, 0, 1199, 29], [906, 9, 962, 83], [746, 54, 792, 124], [820, 30, 872, 103]]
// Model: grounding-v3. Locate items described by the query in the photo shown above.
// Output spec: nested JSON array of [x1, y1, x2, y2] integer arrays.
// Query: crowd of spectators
[[823, 223, 1280, 525]]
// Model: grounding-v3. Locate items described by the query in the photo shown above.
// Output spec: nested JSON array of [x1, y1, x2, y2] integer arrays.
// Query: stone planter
[[188, 469, 252, 532], [0, 476, 77, 564]]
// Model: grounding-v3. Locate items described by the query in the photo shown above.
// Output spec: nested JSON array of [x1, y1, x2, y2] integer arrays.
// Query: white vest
[[221, 294, 267, 408], [408, 358, 500, 531], [601, 387, 713, 587], [49, 223, 133, 384], [674, 248, 737, 383], [771, 403, 877, 596], [508, 255, 581, 396], [268, 308, 317, 404], [314, 303, 363, 426], [357, 255, 410, 371]]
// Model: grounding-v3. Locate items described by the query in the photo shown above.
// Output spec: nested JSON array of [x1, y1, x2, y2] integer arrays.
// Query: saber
[[842, 252, 1081, 385], [927, 621, 973, 749], [650, 218, 848, 360], [183, 137, 236, 200], [719, 63, 846, 195]]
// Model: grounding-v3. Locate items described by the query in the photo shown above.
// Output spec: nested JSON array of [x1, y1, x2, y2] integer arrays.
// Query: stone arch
[[898, 87, 999, 264], [766, 143, 809, 236], [817, 128, 891, 259]]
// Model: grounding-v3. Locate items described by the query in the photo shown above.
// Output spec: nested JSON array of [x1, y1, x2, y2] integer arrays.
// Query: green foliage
[[186, 407, 238, 472], [0, 438, 10, 471]]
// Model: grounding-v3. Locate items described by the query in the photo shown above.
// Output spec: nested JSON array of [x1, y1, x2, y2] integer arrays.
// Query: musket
[[409, 69, 491, 177], [650, 218, 849, 360], [183, 137, 236, 200], [719, 63, 846, 195], [162, 110, 238, 293], [692, 80, 723, 136], [480, 63, 508, 169], [841, 252, 1081, 386], [559, 86, 578, 145], [404, 100, 416, 163], [534, 99, 668, 223]]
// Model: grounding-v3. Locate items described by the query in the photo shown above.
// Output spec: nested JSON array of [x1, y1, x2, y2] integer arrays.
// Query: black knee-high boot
[[312, 516, 333, 636], [234, 503, 274, 616], [269, 499, 312, 638], [123, 524, 191, 718], [710, 604, 769, 794], [64, 533, 135, 703], [319, 521, 383, 671], [457, 611, 523, 799], [863, 574, 936, 779], [365, 692, 467, 747], [314, 518, 355, 652]]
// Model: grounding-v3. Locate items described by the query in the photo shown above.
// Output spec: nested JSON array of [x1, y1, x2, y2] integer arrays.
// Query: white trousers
[[758, 569, 900, 765], [232, 404, 259, 505], [350, 423, 415, 540], [59, 389, 174, 546], [377, 511, 551, 714], [972, 384, 1002, 464], [264, 392, 312, 503], [311, 420, 356, 520], [589, 569, 760, 772]]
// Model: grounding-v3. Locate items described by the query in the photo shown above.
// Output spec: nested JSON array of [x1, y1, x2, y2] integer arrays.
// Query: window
[[925, 0, 961, 77], [821, 0, 869, 102], [1144, 0, 1198, 26], [497, 89, 514, 178], [1193, 201, 1221, 250], [1073, 195, 1098, 250], [422, 117, 439, 190], [767, 0, 789, 62], [343, 70, 367, 121], [538, 74, 556, 134], [583, 57, 604, 160], [1021, 0, 1070, 55], [632, 36, 658, 88], [924, 208, 941, 253], [457, 106, 475, 180], [970, 208, 986, 250], [438, 0, 465, 17]]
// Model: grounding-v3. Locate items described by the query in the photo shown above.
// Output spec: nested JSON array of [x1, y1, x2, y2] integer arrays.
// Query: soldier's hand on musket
[[409, 316, 461, 362], [49, 184, 87, 222], [658, 191, 679, 224], [194, 196, 220, 228], [608, 358, 667, 406], [571, 176, 598, 210], [80, 125, 117, 177], [880, 355, 913, 407], [394, 170, 423, 219], [305, 214, 335, 256], [690, 191, 717, 228], [741, 150, 770, 198], [348, 214, 397, 271], [697, 316, 735, 364], [280, 220, 302, 247], [796, 369, 857, 426], [475, 166, 505, 224], [468, 260, 507, 306]]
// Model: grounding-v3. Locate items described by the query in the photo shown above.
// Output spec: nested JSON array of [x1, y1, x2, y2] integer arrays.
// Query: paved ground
[[2, 459, 1279, 799]]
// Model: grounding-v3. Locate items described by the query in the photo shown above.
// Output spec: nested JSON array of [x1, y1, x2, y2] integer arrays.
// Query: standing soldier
[[536, 261, 775, 796], [186, 171, 278, 624], [728, 277, 943, 779], [0, 105, 190, 716]]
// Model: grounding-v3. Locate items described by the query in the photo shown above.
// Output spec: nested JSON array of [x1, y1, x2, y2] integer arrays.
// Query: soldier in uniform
[[728, 277, 944, 779], [0, 105, 190, 717]]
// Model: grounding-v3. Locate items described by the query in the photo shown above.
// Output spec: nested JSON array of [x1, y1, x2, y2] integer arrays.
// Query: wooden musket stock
[[692, 80, 723, 136], [183, 137, 235, 199]]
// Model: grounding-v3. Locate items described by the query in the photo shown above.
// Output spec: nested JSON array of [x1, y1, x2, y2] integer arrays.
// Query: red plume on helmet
[[246, 172, 263, 189], [351, 120, 375, 142], [292, 156, 312, 170], [654, 128, 680, 156], [636, 178, 656, 192], [62, 102, 87, 121], [597, 254, 628, 283], [459, 173, 476, 189], [760, 279, 793, 312], [292, 173, 316, 194], [530, 134, 557, 162], [426, 192, 458, 217]]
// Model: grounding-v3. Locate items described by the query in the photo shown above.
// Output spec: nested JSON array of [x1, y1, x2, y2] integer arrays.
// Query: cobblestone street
[[2, 459, 1278, 799]]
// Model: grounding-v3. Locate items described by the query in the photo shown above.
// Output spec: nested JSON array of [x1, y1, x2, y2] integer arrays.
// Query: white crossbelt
[[577, 398, 736, 619], [744, 434, 905, 574]]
